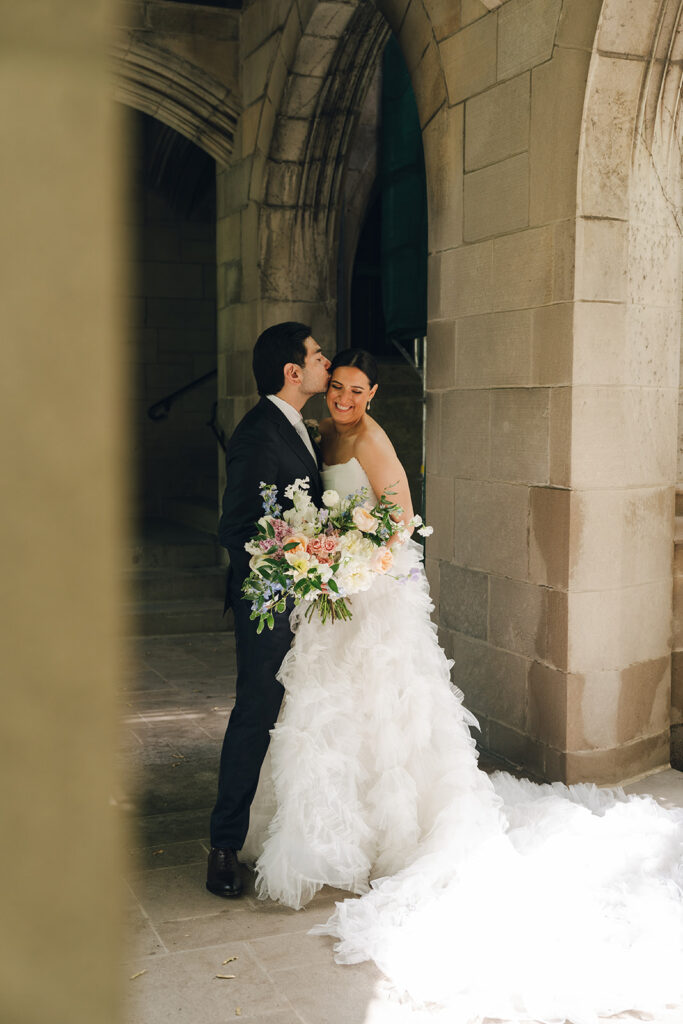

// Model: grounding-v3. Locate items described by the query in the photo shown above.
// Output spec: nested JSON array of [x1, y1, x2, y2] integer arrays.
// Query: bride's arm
[[355, 432, 414, 529]]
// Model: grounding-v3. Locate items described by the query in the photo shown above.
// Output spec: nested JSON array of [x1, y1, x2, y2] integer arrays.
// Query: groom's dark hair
[[253, 322, 312, 396]]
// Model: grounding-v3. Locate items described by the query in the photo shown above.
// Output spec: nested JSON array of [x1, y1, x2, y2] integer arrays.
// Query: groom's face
[[299, 337, 330, 396]]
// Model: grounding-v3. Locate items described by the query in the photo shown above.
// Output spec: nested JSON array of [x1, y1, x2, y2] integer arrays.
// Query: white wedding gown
[[242, 458, 683, 1024]]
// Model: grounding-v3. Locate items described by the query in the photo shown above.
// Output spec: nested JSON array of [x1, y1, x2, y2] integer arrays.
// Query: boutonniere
[[304, 418, 321, 445]]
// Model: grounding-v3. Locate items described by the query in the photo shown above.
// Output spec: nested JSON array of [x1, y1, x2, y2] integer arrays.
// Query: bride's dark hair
[[329, 348, 378, 388]]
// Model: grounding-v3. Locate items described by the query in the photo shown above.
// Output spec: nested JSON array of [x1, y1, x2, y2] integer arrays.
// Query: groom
[[207, 321, 330, 897]]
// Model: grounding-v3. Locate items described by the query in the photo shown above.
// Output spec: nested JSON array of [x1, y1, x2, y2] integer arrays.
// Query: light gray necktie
[[293, 416, 316, 463]]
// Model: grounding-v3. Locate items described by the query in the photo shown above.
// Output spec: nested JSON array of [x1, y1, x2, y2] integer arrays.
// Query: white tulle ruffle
[[240, 459, 683, 1022]]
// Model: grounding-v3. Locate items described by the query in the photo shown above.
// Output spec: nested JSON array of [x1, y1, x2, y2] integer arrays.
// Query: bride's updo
[[329, 348, 378, 388]]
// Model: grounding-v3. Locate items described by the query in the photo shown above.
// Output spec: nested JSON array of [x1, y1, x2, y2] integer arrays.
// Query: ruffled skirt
[[242, 542, 683, 1022]]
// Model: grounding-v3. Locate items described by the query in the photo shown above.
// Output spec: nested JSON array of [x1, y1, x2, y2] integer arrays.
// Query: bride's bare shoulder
[[355, 419, 397, 464]]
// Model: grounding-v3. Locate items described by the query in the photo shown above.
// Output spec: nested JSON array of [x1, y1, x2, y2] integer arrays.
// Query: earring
[[366, 401, 371, 412]]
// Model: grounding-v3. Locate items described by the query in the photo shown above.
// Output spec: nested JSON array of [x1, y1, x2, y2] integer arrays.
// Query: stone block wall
[[419, 0, 682, 782], [419, 0, 587, 779], [127, 111, 218, 517]]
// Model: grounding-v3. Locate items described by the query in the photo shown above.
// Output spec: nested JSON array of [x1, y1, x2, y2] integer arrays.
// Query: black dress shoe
[[206, 847, 243, 897]]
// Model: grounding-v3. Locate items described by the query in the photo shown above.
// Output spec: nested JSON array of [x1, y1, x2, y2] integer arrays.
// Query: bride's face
[[326, 366, 377, 423]]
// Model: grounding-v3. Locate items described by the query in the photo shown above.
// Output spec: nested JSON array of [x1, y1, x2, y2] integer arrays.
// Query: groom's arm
[[218, 421, 279, 556]]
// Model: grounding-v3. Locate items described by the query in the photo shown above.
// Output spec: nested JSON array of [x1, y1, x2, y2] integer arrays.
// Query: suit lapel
[[260, 398, 320, 480]]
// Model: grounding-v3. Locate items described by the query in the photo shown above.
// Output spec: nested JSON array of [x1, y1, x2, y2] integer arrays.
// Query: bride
[[241, 348, 683, 1023]]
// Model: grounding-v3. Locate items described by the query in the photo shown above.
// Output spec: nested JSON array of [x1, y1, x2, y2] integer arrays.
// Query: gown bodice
[[321, 457, 378, 505]]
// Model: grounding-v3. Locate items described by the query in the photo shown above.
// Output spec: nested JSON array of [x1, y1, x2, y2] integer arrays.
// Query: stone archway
[[111, 38, 240, 165]]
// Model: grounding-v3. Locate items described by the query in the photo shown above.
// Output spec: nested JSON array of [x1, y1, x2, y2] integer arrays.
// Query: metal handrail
[[147, 368, 217, 421], [147, 367, 226, 451]]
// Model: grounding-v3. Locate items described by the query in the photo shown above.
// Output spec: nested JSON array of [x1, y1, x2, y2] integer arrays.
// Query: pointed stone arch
[[110, 38, 240, 165], [258, 0, 390, 329]]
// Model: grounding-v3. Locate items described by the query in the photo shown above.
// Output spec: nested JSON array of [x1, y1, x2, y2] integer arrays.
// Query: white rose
[[322, 489, 341, 508], [337, 563, 373, 594]]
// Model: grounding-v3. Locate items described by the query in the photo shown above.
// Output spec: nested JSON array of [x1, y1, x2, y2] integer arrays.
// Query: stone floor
[[118, 633, 683, 1024]]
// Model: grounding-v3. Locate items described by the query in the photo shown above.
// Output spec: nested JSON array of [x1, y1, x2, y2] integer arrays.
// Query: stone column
[[0, 2, 126, 1021]]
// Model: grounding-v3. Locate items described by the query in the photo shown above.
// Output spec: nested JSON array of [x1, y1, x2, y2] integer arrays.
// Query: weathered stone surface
[[569, 386, 678, 489], [398, 0, 433, 73], [555, 0, 602, 50], [490, 577, 566, 667], [456, 309, 532, 388], [440, 562, 489, 639], [530, 47, 590, 224], [490, 387, 549, 485], [579, 57, 643, 221], [440, 12, 497, 105], [529, 485, 570, 589], [463, 152, 529, 241], [562, 731, 670, 786], [422, 103, 463, 253], [374, 0, 411, 35], [596, 0, 663, 57], [425, 474, 454, 562], [439, 241, 493, 318], [412, 38, 449, 128], [527, 662, 567, 748], [487, 719, 545, 777], [491, 226, 553, 311], [498, 0, 562, 80], [629, 222, 681, 308], [465, 73, 530, 172], [672, 652, 683, 720], [425, 391, 441, 475], [451, 632, 528, 729], [568, 580, 672, 674], [531, 303, 572, 386], [453, 479, 529, 578], [426, 319, 457, 391], [440, 389, 490, 479], [570, 487, 673, 592], [548, 386, 571, 487], [575, 217, 628, 303], [427, 0, 462, 40]]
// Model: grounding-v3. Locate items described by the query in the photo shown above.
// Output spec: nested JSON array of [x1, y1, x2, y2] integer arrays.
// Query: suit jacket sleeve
[[218, 419, 279, 560]]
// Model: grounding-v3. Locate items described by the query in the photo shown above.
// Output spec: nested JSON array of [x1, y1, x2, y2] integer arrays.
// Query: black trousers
[[209, 579, 292, 849]]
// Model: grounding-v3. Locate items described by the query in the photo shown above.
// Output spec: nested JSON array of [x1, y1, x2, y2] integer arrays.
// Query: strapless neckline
[[321, 456, 361, 470]]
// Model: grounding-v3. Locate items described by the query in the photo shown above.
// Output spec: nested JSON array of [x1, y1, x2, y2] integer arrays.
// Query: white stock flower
[[283, 507, 316, 536], [417, 525, 434, 537], [322, 489, 340, 508], [284, 476, 310, 500]]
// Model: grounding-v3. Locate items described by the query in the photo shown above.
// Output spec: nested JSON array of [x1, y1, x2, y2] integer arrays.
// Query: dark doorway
[[127, 110, 219, 534]]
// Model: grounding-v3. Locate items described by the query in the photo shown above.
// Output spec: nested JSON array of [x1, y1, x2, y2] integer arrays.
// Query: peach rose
[[352, 506, 378, 534], [373, 547, 393, 573], [283, 533, 309, 554]]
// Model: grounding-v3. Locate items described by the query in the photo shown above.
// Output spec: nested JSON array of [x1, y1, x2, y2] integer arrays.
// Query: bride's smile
[[326, 365, 377, 425]]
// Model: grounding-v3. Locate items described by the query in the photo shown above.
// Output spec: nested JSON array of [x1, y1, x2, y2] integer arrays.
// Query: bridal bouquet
[[243, 477, 432, 630]]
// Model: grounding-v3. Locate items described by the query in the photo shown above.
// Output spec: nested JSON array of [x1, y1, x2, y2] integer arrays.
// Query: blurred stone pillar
[[0, 3, 126, 1022]]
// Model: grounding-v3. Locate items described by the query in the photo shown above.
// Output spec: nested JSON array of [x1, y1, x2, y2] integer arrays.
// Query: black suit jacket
[[219, 397, 323, 606]]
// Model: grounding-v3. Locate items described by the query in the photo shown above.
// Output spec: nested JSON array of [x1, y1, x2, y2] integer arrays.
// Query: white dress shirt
[[266, 394, 317, 462]]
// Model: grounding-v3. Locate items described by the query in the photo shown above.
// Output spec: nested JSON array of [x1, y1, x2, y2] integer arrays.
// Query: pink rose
[[306, 536, 326, 557], [323, 535, 339, 554]]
